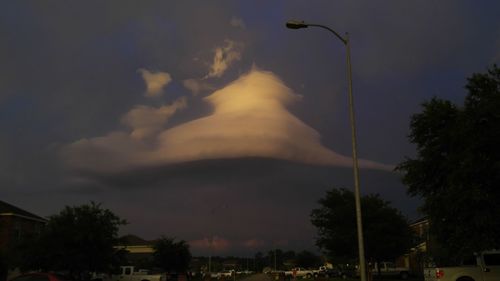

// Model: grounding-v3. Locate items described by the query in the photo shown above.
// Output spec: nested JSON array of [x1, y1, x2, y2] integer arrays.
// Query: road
[[239, 274, 273, 281]]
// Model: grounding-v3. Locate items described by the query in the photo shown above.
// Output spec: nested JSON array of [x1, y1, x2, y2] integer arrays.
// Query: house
[[410, 216, 430, 251], [115, 234, 155, 267], [0, 200, 47, 252], [407, 217, 430, 275], [0, 200, 47, 280], [389, 217, 431, 276]]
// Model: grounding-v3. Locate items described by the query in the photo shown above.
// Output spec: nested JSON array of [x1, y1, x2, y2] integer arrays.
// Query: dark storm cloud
[[73, 157, 415, 256], [0, 1, 247, 141]]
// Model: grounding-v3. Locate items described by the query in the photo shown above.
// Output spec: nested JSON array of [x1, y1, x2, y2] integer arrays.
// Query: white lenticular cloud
[[182, 78, 214, 96], [121, 97, 187, 140], [154, 70, 390, 169], [61, 68, 393, 174], [205, 40, 243, 79], [61, 131, 149, 173], [137, 68, 172, 97]]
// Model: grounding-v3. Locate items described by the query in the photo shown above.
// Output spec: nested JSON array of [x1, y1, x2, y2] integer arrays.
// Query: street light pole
[[286, 20, 367, 281]]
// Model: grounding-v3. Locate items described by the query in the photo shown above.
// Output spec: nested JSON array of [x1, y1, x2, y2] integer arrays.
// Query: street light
[[286, 20, 367, 281]]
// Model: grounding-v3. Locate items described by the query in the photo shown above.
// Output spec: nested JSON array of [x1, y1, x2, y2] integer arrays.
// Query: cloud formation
[[61, 69, 392, 174], [242, 238, 265, 249], [182, 39, 242, 96], [154, 69, 391, 169], [121, 97, 187, 140], [205, 40, 243, 78], [230, 17, 246, 29], [189, 236, 231, 252], [190, 237, 271, 253], [182, 79, 215, 96], [137, 68, 172, 98]]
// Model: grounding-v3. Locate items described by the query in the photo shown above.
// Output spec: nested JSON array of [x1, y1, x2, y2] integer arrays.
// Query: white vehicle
[[235, 270, 253, 275], [284, 268, 314, 278], [201, 272, 219, 279], [312, 266, 329, 277], [424, 250, 500, 281], [105, 266, 165, 281], [371, 262, 410, 279], [217, 270, 234, 279]]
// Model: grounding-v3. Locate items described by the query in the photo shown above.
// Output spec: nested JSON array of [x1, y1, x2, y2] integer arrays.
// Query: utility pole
[[274, 248, 277, 271]]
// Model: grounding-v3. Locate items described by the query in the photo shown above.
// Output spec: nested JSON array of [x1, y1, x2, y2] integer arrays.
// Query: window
[[484, 254, 500, 266], [461, 255, 476, 266], [13, 222, 22, 241]]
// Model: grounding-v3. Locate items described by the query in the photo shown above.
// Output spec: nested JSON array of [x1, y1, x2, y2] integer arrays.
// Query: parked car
[[104, 266, 165, 281], [203, 272, 218, 279], [9, 273, 73, 281], [284, 268, 314, 279], [312, 266, 337, 278], [216, 270, 234, 279], [333, 265, 357, 279]]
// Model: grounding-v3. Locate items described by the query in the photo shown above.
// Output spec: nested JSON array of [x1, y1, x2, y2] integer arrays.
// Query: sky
[[1, 1, 499, 257]]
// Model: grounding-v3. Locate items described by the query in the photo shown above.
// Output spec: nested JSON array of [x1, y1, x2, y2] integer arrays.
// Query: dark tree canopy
[[397, 65, 500, 257], [16, 202, 127, 278], [153, 237, 192, 273], [254, 252, 266, 271], [311, 188, 413, 263], [295, 250, 322, 268]]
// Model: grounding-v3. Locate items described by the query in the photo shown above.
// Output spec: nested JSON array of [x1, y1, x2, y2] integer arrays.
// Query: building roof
[[0, 200, 47, 222], [116, 234, 155, 254], [118, 234, 152, 246], [410, 216, 429, 226]]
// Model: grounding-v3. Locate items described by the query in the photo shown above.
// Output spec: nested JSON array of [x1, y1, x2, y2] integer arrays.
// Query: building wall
[[0, 216, 13, 251], [0, 215, 44, 252], [1, 216, 46, 281], [410, 220, 430, 245], [407, 218, 430, 276]]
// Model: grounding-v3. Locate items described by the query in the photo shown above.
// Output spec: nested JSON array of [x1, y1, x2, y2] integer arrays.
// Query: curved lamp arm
[[285, 20, 347, 45]]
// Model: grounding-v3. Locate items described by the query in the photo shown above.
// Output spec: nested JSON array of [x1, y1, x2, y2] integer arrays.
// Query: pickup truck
[[424, 250, 500, 281], [312, 266, 337, 278], [104, 266, 165, 281], [284, 268, 313, 279], [216, 270, 234, 279]]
